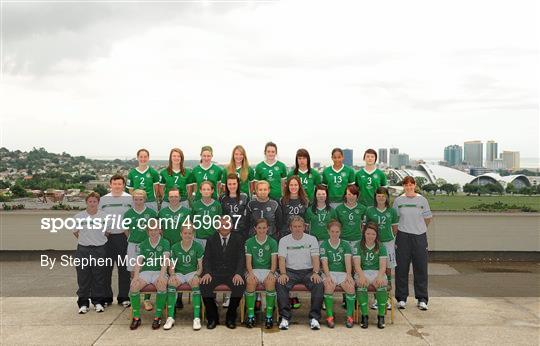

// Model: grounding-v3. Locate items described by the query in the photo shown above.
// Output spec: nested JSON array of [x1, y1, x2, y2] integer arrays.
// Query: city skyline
[[2, 1, 538, 162]]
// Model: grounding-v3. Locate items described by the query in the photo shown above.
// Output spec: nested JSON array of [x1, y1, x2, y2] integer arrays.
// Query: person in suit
[[200, 216, 246, 329]]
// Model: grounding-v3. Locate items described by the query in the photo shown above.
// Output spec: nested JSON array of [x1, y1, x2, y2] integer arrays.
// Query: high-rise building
[[444, 145, 463, 167], [389, 148, 399, 168], [398, 153, 410, 167], [464, 140, 483, 167], [343, 149, 353, 167], [378, 148, 388, 164], [502, 151, 520, 171], [486, 140, 498, 167]]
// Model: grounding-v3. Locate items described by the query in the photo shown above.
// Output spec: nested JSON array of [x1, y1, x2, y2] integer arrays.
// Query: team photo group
[[73, 142, 433, 332]]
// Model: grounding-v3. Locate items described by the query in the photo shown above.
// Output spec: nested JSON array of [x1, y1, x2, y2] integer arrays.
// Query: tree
[[93, 184, 108, 197], [440, 183, 458, 195], [435, 178, 447, 188], [519, 187, 534, 196], [10, 184, 28, 198], [486, 183, 504, 195], [505, 183, 516, 194], [415, 177, 427, 189], [422, 183, 439, 195]]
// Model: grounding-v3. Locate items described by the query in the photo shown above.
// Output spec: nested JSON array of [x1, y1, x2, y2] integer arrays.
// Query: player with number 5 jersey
[[255, 142, 287, 201], [322, 148, 356, 208]]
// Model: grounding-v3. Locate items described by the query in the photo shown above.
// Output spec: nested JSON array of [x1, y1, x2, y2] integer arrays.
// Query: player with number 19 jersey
[[255, 161, 287, 200]]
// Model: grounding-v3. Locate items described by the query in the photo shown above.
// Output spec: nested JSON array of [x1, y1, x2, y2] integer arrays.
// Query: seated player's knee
[[323, 280, 335, 293], [342, 281, 355, 294], [247, 275, 257, 286], [190, 276, 200, 287], [130, 279, 143, 292], [264, 276, 276, 289]]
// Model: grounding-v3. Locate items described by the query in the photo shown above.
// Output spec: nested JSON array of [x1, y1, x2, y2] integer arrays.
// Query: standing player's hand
[[278, 273, 289, 285], [201, 273, 212, 284], [232, 274, 244, 286], [311, 273, 322, 284]]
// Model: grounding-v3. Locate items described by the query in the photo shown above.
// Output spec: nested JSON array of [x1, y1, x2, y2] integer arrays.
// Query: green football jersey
[[287, 168, 321, 202], [127, 167, 161, 202], [354, 243, 387, 271], [245, 235, 278, 270], [255, 161, 287, 200], [190, 199, 222, 239], [158, 205, 191, 245], [138, 236, 170, 272], [355, 168, 388, 207], [320, 239, 352, 273], [335, 203, 366, 241], [304, 206, 337, 241], [124, 207, 158, 244], [190, 164, 223, 200], [321, 165, 356, 203], [170, 241, 204, 274], [364, 206, 399, 242], [159, 168, 192, 202], [221, 166, 255, 196]]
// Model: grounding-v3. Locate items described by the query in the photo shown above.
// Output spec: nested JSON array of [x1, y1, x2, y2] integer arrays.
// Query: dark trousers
[[104, 233, 130, 303], [200, 275, 245, 323], [395, 231, 429, 303], [276, 268, 324, 321], [75, 244, 107, 307]]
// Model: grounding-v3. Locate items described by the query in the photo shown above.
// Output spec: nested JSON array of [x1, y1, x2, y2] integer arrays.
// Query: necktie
[[222, 237, 228, 252]]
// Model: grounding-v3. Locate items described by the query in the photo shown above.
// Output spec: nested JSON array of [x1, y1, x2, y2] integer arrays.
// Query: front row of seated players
[[127, 217, 388, 330]]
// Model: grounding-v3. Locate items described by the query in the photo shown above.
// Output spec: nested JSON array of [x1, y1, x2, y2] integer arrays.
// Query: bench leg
[[240, 296, 245, 323]]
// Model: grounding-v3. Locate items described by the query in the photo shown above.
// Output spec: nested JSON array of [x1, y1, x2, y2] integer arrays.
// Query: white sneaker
[[193, 318, 201, 330], [418, 301, 428, 310], [163, 317, 175, 330], [279, 318, 289, 330], [222, 295, 230, 308], [122, 301, 131, 308], [370, 302, 377, 310], [387, 302, 392, 310], [95, 304, 104, 313], [78, 306, 89, 314], [310, 318, 320, 330], [397, 300, 406, 309]]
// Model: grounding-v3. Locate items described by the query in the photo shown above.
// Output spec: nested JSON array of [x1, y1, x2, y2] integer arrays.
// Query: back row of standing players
[[127, 143, 396, 247]]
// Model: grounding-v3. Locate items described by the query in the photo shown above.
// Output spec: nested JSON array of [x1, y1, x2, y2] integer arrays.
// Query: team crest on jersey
[[354, 210, 360, 214], [146, 173, 151, 178], [341, 172, 346, 177], [373, 174, 378, 179], [189, 250, 194, 256], [210, 170, 214, 174], [265, 245, 270, 251], [266, 207, 272, 212], [338, 248, 344, 254], [157, 246, 163, 251], [274, 167, 279, 171], [211, 207, 216, 212]]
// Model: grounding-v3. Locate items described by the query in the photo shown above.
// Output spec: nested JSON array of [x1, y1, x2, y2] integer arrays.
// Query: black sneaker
[[360, 315, 369, 329], [377, 316, 385, 329], [265, 316, 273, 329], [130, 318, 141, 330], [245, 316, 255, 328], [152, 318, 161, 330]]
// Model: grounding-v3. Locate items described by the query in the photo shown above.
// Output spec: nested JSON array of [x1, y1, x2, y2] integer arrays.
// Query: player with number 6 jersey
[[335, 185, 366, 246]]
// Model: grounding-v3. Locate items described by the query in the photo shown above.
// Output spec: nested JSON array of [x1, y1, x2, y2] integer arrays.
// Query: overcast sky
[[1, 0, 538, 165]]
